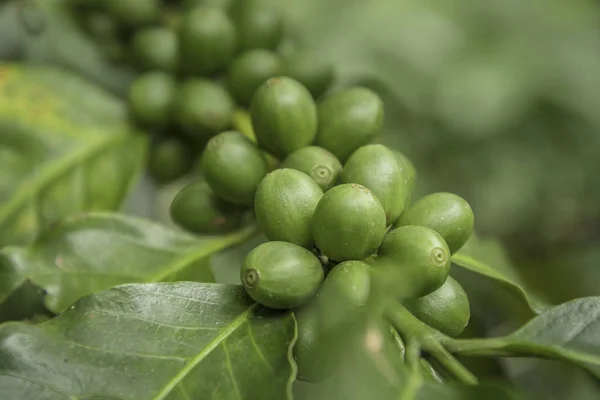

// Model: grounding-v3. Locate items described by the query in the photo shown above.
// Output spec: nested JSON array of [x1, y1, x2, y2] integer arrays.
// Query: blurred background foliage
[[2, 0, 600, 397]]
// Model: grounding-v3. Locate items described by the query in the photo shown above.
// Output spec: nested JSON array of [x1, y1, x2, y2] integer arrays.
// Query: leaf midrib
[[0, 133, 127, 229], [148, 225, 257, 283], [24, 212, 256, 286], [451, 336, 600, 378], [506, 339, 600, 367], [152, 303, 259, 400]]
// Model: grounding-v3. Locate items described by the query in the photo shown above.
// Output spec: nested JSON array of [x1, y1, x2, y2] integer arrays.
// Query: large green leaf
[[452, 236, 550, 315], [0, 64, 146, 247], [0, 212, 256, 314], [445, 297, 600, 379], [0, 282, 297, 399]]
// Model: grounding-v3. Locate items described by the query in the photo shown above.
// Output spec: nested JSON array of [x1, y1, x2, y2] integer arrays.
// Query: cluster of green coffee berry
[[68, 0, 333, 184], [170, 72, 475, 380]]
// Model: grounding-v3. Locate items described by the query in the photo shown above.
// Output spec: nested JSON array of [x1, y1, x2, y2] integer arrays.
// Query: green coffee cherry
[[250, 77, 317, 158], [147, 139, 192, 184], [296, 260, 370, 382], [227, 50, 281, 106], [200, 131, 268, 206], [316, 87, 384, 162], [395, 151, 416, 203], [170, 180, 243, 234], [254, 169, 323, 248], [232, 0, 282, 51], [174, 79, 234, 139], [178, 6, 236, 75], [376, 226, 451, 298], [131, 27, 178, 72], [295, 304, 327, 382], [405, 276, 470, 337], [280, 146, 342, 191], [315, 260, 371, 331], [312, 183, 387, 261], [70, 0, 106, 8], [107, 0, 160, 27], [128, 72, 176, 127], [396, 151, 416, 183], [317, 261, 370, 320], [395, 193, 474, 254], [82, 12, 118, 40], [241, 241, 324, 309], [341, 144, 412, 225], [100, 38, 128, 64], [294, 302, 337, 383], [283, 50, 334, 99], [183, 0, 234, 10]]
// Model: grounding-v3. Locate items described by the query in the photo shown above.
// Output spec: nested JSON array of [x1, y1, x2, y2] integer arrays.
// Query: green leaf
[[0, 212, 256, 314], [507, 297, 600, 377], [515, 360, 600, 400], [1, 0, 135, 95], [0, 282, 297, 399], [445, 297, 600, 379], [0, 279, 47, 323], [0, 64, 147, 247], [452, 236, 550, 314]]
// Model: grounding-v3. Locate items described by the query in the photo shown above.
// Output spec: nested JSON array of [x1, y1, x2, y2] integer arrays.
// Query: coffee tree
[[0, 1, 600, 400]]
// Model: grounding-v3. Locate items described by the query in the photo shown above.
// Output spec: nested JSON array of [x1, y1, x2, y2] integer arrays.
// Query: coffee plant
[[1, 1, 600, 400]]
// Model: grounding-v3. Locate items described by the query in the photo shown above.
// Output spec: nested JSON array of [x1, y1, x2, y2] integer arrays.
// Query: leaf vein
[[89, 310, 221, 332], [0, 134, 127, 230], [0, 372, 73, 399], [152, 303, 258, 400], [560, 304, 600, 348], [247, 323, 274, 372], [177, 383, 192, 400], [64, 340, 187, 362], [223, 341, 242, 400], [31, 270, 142, 280]]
